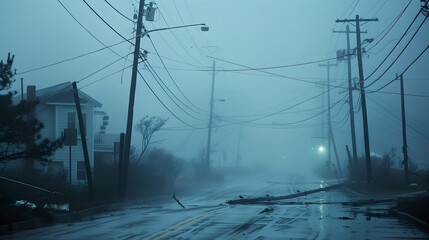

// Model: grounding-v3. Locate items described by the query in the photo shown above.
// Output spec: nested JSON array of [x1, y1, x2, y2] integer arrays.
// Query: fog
[[1, 0, 428, 173], [0, 1, 429, 175], [3, 1, 429, 238]]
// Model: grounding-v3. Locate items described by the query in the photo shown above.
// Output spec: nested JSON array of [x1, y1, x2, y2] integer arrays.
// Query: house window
[[77, 161, 87, 180], [67, 112, 87, 136]]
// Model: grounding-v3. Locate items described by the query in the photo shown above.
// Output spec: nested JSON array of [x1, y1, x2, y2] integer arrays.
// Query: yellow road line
[[141, 207, 226, 240], [140, 214, 204, 240]]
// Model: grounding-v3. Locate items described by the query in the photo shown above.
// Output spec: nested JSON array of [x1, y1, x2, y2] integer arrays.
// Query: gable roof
[[14, 82, 102, 108]]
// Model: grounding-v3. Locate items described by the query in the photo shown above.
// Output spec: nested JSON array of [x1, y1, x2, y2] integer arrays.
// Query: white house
[[12, 82, 104, 185]]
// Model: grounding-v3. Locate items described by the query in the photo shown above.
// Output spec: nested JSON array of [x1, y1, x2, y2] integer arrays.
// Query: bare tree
[[135, 116, 168, 161]]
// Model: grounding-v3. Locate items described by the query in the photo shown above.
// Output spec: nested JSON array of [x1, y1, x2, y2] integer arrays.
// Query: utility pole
[[329, 126, 342, 176], [399, 73, 409, 182], [235, 126, 242, 167], [122, 0, 145, 198], [117, 133, 125, 199], [20, 78, 24, 102], [318, 62, 337, 169], [333, 25, 364, 168], [336, 15, 378, 185], [72, 82, 94, 200], [205, 61, 216, 174]]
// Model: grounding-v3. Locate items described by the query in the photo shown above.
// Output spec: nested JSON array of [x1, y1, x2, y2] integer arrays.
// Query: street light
[[122, 18, 209, 197], [141, 23, 208, 39]]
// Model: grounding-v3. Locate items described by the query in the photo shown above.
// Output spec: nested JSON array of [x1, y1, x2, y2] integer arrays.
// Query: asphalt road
[[3, 173, 428, 239]]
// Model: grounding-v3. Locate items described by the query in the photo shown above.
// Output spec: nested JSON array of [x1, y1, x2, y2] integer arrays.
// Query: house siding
[[5, 83, 101, 186], [51, 104, 95, 185], [36, 105, 56, 144]]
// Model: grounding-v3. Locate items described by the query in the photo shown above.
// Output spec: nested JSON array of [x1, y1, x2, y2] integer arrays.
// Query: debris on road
[[227, 183, 346, 205], [259, 206, 274, 214], [173, 193, 185, 209], [44, 203, 70, 213], [14, 200, 36, 209]]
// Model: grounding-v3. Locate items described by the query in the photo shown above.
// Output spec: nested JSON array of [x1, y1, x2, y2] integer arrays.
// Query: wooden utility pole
[[329, 126, 342, 176], [332, 25, 365, 168], [346, 145, 352, 167], [72, 81, 94, 200], [399, 74, 409, 182], [205, 61, 216, 174], [117, 133, 125, 199], [318, 62, 337, 169], [20, 78, 24, 102], [336, 15, 378, 185], [122, 0, 145, 198]]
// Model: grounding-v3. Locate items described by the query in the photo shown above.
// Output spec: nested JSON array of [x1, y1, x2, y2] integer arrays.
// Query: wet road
[[4, 174, 428, 239]]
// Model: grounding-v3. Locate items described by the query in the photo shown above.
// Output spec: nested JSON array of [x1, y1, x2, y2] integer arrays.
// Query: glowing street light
[[318, 146, 325, 153]]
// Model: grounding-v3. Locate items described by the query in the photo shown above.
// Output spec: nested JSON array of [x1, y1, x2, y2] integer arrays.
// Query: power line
[[144, 60, 207, 116], [83, 0, 134, 45], [208, 56, 351, 90], [370, 94, 429, 130], [152, 0, 204, 66], [145, 31, 208, 113], [205, 56, 429, 99], [149, 22, 189, 64], [375, 90, 429, 98], [171, 0, 208, 58], [201, 56, 340, 72], [147, 64, 429, 82], [149, 57, 429, 98], [211, 86, 348, 128], [54, 0, 131, 62], [365, 7, 423, 83], [160, 83, 349, 130], [36, 57, 134, 101], [77, 53, 133, 84], [346, 0, 360, 19], [142, 60, 207, 121], [367, 95, 429, 140], [220, 105, 326, 119], [366, 0, 412, 52], [104, 0, 136, 23], [240, 95, 347, 128], [325, 0, 358, 58], [147, 52, 209, 69], [366, 13, 428, 88], [168, 93, 348, 131], [80, 57, 143, 90], [136, 69, 198, 129], [17, 37, 134, 75], [370, 44, 429, 93]]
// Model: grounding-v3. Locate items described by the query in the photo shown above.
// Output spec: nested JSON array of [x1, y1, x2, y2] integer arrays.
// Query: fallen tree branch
[[173, 192, 185, 209], [227, 183, 346, 205]]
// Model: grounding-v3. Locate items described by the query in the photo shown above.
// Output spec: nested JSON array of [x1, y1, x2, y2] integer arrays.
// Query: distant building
[[8, 82, 119, 185]]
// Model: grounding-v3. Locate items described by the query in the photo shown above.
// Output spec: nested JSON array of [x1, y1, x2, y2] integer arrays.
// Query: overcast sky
[[1, 0, 428, 172]]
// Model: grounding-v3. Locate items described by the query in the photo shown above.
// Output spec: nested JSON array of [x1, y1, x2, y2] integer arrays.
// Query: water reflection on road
[[5, 175, 428, 239]]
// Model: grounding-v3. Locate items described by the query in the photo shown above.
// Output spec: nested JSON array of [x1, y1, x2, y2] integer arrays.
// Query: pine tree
[[0, 53, 63, 163]]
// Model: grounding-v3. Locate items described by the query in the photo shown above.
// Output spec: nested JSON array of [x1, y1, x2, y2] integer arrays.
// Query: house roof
[[13, 82, 102, 108]]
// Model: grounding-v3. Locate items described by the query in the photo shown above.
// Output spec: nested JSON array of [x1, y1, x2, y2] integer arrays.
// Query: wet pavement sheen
[[3, 175, 428, 240]]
